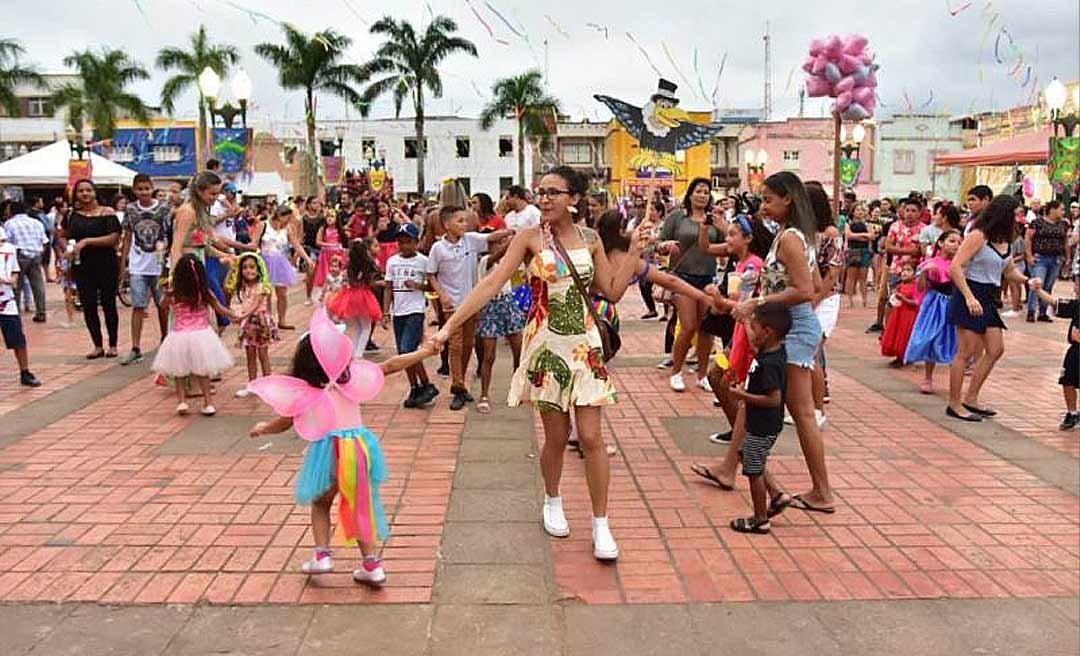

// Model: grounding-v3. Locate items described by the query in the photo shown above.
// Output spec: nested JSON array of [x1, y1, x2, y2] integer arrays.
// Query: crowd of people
[[2, 159, 1078, 582]]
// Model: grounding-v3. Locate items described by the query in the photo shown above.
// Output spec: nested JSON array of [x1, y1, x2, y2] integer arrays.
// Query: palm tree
[[0, 38, 44, 117], [479, 70, 560, 187], [156, 25, 239, 167], [255, 26, 367, 195], [52, 48, 150, 140], [360, 16, 477, 196]]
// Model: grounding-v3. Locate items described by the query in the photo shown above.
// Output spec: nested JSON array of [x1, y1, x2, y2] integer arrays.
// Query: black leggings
[[639, 278, 657, 314], [76, 267, 120, 349]]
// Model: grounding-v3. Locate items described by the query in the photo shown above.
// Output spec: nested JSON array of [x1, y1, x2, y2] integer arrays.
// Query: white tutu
[[815, 293, 841, 338], [152, 327, 235, 377]]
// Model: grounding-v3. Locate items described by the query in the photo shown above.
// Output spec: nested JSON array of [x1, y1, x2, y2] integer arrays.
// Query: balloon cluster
[[802, 34, 879, 121]]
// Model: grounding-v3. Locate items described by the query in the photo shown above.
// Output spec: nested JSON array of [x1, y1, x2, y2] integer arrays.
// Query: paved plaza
[[0, 289, 1077, 655]]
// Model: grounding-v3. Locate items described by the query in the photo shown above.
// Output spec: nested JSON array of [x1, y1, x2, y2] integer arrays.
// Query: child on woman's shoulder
[[1028, 279, 1079, 430], [726, 301, 794, 535], [248, 307, 435, 584]]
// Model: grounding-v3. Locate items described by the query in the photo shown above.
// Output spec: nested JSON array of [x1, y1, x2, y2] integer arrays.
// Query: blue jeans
[[1027, 254, 1063, 316]]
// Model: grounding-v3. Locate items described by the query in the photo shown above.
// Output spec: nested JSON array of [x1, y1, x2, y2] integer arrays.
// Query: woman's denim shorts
[[785, 302, 822, 368]]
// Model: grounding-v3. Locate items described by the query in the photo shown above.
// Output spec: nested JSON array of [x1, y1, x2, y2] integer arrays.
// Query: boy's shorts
[[740, 433, 778, 476], [129, 273, 164, 309], [0, 314, 27, 350], [1060, 343, 1079, 388], [393, 313, 425, 355]]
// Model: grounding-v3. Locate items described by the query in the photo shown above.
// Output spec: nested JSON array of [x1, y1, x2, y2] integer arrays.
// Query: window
[[782, 150, 800, 170], [26, 97, 52, 117], [110, 146, 136, 163], [319, 140, 337, 157], [361, 138, 376, 160], [457, 178, 471, 195], [893, 149, 915, 175], [499, 176, 513, 195], [560, 143, 591, 164], [498, 137, 513, 157], [404, 138, 427, 159], [152, 145, 182, 163], [455, 136, 470, 158], [710, 142, 721, 165]]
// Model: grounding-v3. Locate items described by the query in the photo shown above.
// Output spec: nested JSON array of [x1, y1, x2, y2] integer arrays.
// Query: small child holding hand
[[1028, 278, 1079, 430], [726, 301, 794, 535]]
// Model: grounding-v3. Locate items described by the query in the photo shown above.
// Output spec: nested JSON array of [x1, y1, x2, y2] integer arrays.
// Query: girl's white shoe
[[542, 495, 570, 538], [301, 554, 334, 574], [352, 559, 387, 586], [592, 517, 619, 561], [235, 388, 252, 398], [176, 402, 189, 415], [201, 405, 216, 416]]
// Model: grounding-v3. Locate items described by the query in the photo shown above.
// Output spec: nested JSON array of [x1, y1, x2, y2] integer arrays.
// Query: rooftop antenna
[[763, 20, 773, 120], [544, 40, 550, 86], [798, 85, 805, 118]]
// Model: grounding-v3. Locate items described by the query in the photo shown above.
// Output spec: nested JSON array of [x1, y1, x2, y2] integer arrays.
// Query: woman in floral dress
[[431, 167, 644, 562]]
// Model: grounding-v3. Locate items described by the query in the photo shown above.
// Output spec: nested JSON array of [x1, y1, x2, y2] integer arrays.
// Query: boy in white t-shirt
[[0, 227, 41, 387], [503, 185, 541, 232], [426, 206, 511, 410], [385, 223, 438, 408]]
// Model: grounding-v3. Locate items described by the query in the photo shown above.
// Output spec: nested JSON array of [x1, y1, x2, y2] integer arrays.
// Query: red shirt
[[477, 214, 506, 233], [347, 211, 371, 240]]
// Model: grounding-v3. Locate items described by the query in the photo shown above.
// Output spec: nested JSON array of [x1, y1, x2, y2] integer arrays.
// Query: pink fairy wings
[[249, 308, 384, 441]]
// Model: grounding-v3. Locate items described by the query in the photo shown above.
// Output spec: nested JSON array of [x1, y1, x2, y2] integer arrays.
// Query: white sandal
[[176, 402, 189, 415]]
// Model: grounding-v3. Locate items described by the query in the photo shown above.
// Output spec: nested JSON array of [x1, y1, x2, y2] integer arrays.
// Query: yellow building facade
[[604, 110, 714, 200]]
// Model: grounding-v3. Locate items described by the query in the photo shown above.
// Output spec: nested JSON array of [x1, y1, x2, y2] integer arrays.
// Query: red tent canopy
[[934, 129, 1050, 167]]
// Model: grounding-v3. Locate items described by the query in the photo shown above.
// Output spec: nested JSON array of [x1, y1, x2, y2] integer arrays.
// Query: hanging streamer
[[585, 23, 609, 39], [131, 0, 152, 26], [919, 90, 934, 110], [692, 48, 709, 103], [903, 90, 914, 113], [544, 15, 570, 39], [485, 2, 524, 38], [341, 0, 369, 25], [661, 42, 697, 100], [625, 32, 665, 78], [783, 65, 797, 95], [710, 52, 727, 106], [945, 0, 972, 16], [468, 0, 510, 45]]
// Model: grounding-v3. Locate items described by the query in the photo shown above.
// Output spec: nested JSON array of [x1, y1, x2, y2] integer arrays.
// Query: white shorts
[[815, 293, 841, 338]]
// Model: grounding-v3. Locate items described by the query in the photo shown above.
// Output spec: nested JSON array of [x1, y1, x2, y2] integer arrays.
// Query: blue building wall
[[95, 126, 198, 178]]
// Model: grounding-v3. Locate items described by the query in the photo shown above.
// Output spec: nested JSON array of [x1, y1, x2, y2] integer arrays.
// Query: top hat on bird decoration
[[803, 34, 879, 121], [650, 79, 681, 105]]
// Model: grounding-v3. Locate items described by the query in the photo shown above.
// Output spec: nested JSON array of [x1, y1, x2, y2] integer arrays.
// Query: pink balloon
[[826, 35, 844, 58], [825, 62, 842, 83], [809, 38, 825, 56], [802, 57, 815, 73], [811, 55, 827, 75], [805, 76, 832, 97], [835, 90, 853, 111], [860, 52, 873, 65], [844, 103, 870, 121], [844, 35, 869, 55], [839, 54, 862, 75], [835, 76, 855, 94], [852, 86, 874, 105]]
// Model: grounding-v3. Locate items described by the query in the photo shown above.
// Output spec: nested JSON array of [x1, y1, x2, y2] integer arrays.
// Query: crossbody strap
[[550, 230, 608, 331]]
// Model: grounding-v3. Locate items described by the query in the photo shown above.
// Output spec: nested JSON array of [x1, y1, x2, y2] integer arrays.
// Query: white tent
[[241, 171, 292, 198], [0, 140, 137, 186]]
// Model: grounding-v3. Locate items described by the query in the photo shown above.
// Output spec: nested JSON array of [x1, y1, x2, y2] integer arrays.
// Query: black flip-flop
[[790, 494, 836, 515], [962, 403, 997, 417], [730, 516, 770, 534], [946, 406, 982, 422], [86, 351, 105, 360], [768, 493, 793, 518], [689, 464, 734, 491]]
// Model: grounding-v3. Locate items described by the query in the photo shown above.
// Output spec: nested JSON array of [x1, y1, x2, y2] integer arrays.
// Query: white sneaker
[[783, 411, 794, 425], [201, 405, 216, 416], [176, 402, 189, 416], [697, 376, 713, 393], [301, 554, 333, 574], [352, 560, 387, 586], [1000, 309, 1018, 317], [592, 518, 619, 561], [303, 299, 314, 306], [235, 387, 252, 398], [656, 357, 674, 369], [542, 495, 570, 537], [669, 373, 686, 392], [815, 409, 827, 428]]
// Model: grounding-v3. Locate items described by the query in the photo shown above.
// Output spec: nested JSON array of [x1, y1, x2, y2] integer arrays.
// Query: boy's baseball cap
[[223, 182, 241, 194], [395, 223, 420, 240]]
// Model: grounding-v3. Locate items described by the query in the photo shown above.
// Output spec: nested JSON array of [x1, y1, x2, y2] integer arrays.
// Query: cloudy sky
[[5, 0, 1078, 127]]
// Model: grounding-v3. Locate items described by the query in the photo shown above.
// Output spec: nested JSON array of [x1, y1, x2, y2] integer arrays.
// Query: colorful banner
[[840, 157, 863, 188], [211, 128, 250, 175], [369, 169, 387, 192], [322, 156, 344, 185], [67, 159, 92, 193], [1048, 137, 1080, 185]]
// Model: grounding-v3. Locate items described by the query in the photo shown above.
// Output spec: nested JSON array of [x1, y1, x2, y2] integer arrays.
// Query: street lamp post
[[837, 123, 866, 207], [197, 67, 221, 170], [64, 125, 90, 160], [207, 69, 252, 129], [1046, 77, 1080, 207]]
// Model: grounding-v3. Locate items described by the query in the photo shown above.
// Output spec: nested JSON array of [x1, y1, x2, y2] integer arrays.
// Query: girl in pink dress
[[153, 254, 238, 415], [314, 211, 347, 288]]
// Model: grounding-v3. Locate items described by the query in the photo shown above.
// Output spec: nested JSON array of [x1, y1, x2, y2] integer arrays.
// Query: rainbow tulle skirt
[[295, 427, 389, 544]]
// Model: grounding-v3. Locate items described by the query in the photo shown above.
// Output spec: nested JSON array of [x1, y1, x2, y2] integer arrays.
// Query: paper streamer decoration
[[946, 0, 972, 16], [585, 23, 609, 39], [661, 42, 698, 101], [544, 15, 570, 39], [625, 32, 665, 78], [469, 1, 510, 45], [710, 52, 727, 106], [485, 2, 524, 37]]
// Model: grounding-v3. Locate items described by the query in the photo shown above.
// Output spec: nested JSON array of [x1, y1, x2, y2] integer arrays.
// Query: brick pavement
[[0, 285, 1076, 612]]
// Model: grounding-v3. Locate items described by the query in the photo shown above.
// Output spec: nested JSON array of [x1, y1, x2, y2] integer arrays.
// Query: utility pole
[[798, 86, 806, 118], [544, 40, 550, 87], [763, 20, 772, 121]]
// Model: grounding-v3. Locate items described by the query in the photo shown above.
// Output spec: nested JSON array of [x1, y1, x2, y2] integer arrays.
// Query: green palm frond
[[53, 48, 150, 138]]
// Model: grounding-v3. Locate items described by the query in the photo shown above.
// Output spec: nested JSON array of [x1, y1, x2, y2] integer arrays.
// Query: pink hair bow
[[248, 307, 384, 441]]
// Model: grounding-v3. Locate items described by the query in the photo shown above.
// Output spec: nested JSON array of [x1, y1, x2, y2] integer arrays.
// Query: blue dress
[[905, 279, 957, 365]]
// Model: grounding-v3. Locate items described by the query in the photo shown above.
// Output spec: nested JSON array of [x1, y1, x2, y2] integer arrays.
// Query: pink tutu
[[315, 246, 347, 287], [326, 284, 383, 322], [152, 327, 235, 377]]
